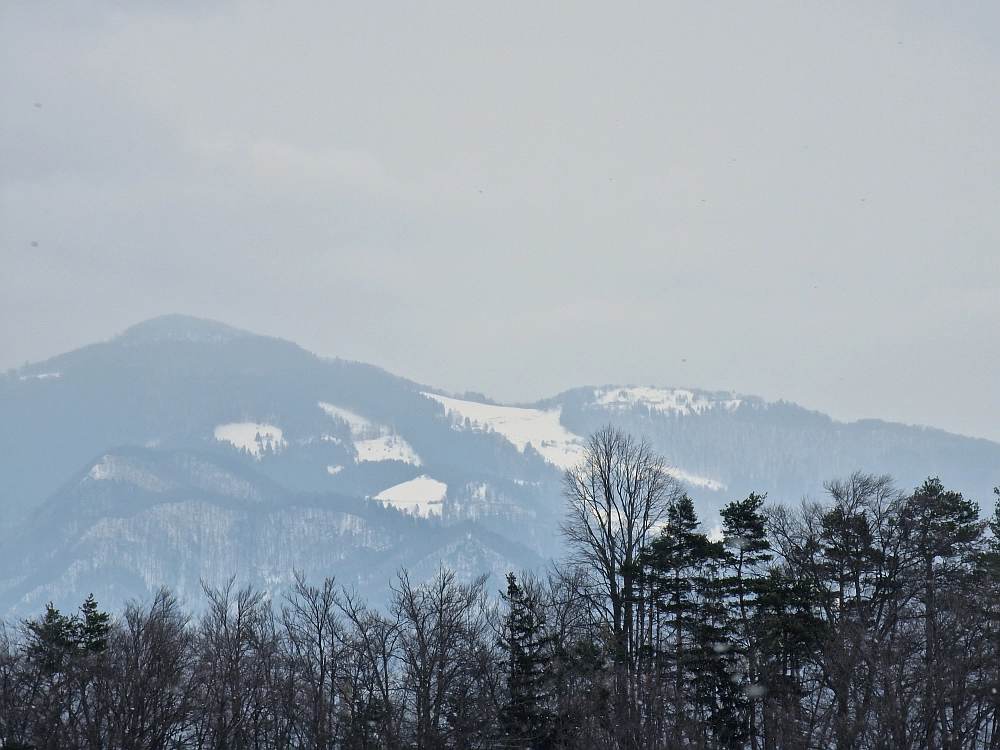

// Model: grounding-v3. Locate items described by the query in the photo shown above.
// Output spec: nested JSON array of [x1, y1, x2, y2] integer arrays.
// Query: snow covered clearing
[[375, 475, 447, 517], [422, 393, 585, 470], [214, 423, 286, 458], [355, 436, 422, 464], [593, 387, 741, 415], [318, 403, 376, 438], [318, 402, 422, 466], [424, 392, 726, 490], [88, 457, 120, 481]]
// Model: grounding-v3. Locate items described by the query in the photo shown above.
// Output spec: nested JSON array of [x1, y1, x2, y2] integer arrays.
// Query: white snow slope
[[593, 387, 741, 415], [423, 393, 585, 470], [375, 475, 447, 517], [214, 423, 286, 458], [423, 391, 726, 490], [318, 403, 422, 466]]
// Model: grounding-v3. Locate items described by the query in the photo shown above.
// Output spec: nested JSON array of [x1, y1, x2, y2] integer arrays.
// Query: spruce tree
[[642, 495, 733, 746], [78, 594, 111, 654], [500, 573, 553, 749], [902, 478, 985, 748], [719, 492, 772, 748]]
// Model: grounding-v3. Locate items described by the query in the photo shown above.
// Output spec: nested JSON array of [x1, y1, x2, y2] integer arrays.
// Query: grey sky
[[2, 2, 998, 441]]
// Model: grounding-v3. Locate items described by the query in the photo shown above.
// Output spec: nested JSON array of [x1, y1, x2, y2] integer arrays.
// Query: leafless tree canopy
[[561, 425, 683, 648]]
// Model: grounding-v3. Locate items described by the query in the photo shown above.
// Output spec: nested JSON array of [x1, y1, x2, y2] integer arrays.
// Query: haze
[[2, 2, 998, 441]]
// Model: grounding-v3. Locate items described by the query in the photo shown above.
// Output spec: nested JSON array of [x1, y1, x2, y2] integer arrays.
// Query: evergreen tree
[[26, 603, 78, 673], [902, 478, 985, 748], [983, 486, 1000, 575], [20, 596, 112, 749], [719, 492, 772, 748], [642, 494, 733, 747], [752, 568, 825, 749], [78, 594, 111, 654], [500, 573, 553, 749]]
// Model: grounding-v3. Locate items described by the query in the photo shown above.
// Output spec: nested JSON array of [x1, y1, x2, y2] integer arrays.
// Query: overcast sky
[[2, 2, 998, 441]]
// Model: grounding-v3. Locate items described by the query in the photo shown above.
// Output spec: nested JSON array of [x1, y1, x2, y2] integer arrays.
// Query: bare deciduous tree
[[562, 426, 684, 749], [561, 425, 683, 669], [192, 578, 283, 749], [105, 588, 193, 750], [282, 573, 345, 750], [391, 567, 496, 750]]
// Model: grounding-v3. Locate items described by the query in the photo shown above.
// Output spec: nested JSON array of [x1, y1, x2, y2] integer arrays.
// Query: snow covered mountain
[[1, 315, 998, 614]]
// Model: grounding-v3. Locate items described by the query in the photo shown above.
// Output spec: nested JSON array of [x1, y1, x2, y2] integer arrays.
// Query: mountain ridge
[[2, 316, 997, 614]]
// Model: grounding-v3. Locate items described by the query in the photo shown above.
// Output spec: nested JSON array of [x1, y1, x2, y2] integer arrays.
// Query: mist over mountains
[[2, 315, 997, 615]]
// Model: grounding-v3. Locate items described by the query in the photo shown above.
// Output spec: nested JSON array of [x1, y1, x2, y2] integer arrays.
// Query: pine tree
[[78, 594, 111, 654], [752, 568, 825, 748], [26, 603, 77, 673], [902, 478, 985, 748], [500, 573, 553, 749], [719, 492, 773, 748], [642, 495, 733, 746]]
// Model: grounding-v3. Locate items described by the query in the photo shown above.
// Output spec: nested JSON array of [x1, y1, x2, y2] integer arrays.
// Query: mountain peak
[[115, 315, 252, 345]]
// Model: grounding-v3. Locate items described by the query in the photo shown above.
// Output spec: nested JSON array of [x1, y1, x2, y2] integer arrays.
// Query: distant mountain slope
[[0, 447, 543, 615], [547, 386, 1000, 512], [2, 315, 997, 614], [0, 315, 558, 539]]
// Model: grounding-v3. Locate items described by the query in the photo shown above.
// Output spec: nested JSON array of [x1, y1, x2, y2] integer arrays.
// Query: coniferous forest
[[2, 428, 999, 749]]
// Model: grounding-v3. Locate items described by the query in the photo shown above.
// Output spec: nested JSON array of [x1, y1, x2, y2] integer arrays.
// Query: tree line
[[2, 426, 999, 749]]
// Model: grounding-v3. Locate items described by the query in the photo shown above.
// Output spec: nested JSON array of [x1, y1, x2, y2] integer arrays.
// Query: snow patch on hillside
[[214, 423, 286, 458], [19, 372, 60, 380], [318, 404, 376, 438], [356, 436, 422, 464], [425, 393, 726, 490], [423, 393, 585, 470], [87, 456, 171, 492], [318, 402, 422, 465], [593, 387, 741, 415], [375, 476, 447, 517], [88, 460, 115, 481]]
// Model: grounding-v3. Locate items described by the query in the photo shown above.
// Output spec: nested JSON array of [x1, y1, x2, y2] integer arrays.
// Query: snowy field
[[423, 392, 725, 490], [375, 475, 447, 517], [214, 423, 286, 458], [319, 402, 422, 465], [422, 393, 585, 470], [592, 387, 741, 415]]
